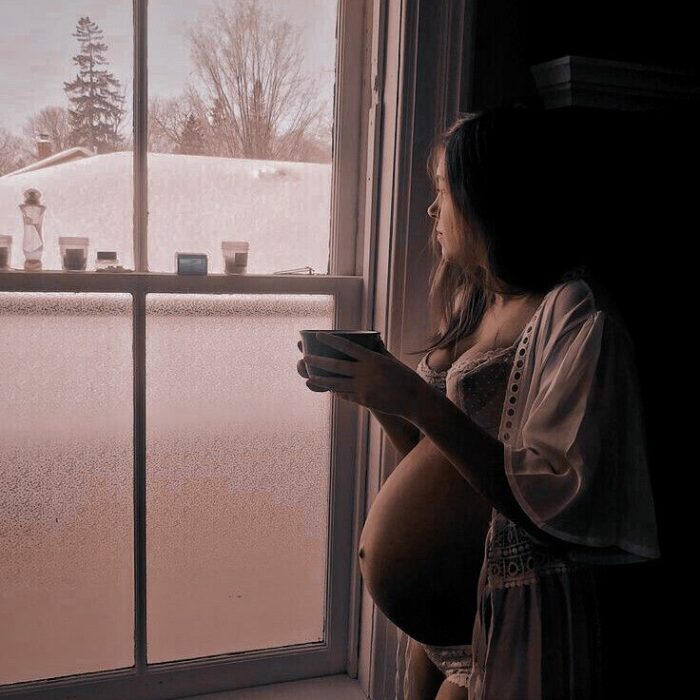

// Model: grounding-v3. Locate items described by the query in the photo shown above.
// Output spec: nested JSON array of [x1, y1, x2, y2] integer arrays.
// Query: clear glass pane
[[0, 293, 133, 685], [147, 0, 337, 274], [146, 293, 333, 664], [0, 1, 133, 271]]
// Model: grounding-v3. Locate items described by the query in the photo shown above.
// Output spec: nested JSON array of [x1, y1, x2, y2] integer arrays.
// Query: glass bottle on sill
[[19, 188, 45, 271]]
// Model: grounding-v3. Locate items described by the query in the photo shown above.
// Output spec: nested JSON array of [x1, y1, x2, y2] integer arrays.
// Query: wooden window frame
[[0, 0, 374, 698], [357, 1, 474, 698]]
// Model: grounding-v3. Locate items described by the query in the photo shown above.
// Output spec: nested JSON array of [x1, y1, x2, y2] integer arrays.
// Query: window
[[0, 1, 371, 697]]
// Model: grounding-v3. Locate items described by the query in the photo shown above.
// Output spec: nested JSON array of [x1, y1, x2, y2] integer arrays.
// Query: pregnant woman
[[298, 104, 661, 699]]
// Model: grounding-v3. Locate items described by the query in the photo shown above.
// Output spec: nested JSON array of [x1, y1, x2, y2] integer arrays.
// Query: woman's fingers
[[307, 381, 329, 392], [297, 340, 328, 391], [297, 341, 309, 377]]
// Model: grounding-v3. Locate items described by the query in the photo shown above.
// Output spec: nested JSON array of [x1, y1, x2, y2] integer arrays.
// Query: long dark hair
[[407, 103, 602, 357]]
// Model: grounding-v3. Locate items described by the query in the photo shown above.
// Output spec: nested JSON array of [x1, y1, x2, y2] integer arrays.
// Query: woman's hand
[[299, 332, 423, 418], [297, 339, 329, 393]]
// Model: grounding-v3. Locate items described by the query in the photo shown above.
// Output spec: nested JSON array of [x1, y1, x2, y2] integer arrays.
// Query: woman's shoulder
[[538, 274, 637, 366], [550, 271, 624, 321], [543, 274, 629, 338], [548, 276, 597, 318]]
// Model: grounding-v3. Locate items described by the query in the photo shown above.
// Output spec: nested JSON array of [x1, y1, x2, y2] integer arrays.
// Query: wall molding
[[530, 54, 700, 110]]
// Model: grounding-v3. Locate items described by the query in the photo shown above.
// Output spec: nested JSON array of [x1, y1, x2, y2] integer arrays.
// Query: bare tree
[[278, 97, 333, 163], [186, 0, 327, 161], [149, 96, 190, 153], [0, 128, 26, 176], [23, 106, 71, 154]]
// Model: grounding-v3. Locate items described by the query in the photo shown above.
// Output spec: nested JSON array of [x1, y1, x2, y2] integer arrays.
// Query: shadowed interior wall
[[463, 0, 697, 694]]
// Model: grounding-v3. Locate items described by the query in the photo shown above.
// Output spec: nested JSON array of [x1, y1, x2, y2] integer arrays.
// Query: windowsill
[[0, 269, 349, 277], [174, 674, 367, 700]]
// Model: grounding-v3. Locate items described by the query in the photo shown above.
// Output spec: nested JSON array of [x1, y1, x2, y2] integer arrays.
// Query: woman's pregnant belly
[[358, 435, 493, 645]]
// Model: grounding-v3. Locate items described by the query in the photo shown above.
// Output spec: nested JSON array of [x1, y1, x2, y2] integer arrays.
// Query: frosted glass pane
[[0, 293, 133, 685], [146, 293, 333, 664], [0, 1, 134, 271], [147, 0, 337, 273]]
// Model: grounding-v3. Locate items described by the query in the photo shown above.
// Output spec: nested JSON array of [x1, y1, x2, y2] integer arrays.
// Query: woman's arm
[[403, 381, 562, 546], [369, 409, 422, 460]]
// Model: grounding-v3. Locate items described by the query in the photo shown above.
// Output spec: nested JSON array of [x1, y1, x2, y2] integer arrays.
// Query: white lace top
[[417, 343, 520, 439]]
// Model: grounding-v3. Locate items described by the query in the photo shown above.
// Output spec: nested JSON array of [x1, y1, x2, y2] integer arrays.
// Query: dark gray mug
[[300, 330, 386, 379]]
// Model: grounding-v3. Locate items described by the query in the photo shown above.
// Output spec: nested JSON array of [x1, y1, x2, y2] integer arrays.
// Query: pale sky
[[0, 0, 337, 135]]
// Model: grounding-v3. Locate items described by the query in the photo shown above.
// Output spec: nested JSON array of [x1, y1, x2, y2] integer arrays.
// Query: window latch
[[272, 266, 316, 275]]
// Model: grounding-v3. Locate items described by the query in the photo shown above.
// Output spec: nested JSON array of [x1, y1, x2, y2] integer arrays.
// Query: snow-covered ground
[[0, 152, 331, 273]]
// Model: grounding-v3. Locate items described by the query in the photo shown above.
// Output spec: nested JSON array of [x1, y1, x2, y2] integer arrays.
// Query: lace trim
[[486, 515, 585, 588], [420, 342, 518, 377], [421, 642, 474, 688]]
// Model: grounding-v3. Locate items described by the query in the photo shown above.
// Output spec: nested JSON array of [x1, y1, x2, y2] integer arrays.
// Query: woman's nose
[[427, 199, 438, 219]]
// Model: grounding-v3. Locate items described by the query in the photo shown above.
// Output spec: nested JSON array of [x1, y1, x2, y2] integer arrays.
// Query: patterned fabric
[[486, 510, 586, 589], [420, 642, 474, 688]]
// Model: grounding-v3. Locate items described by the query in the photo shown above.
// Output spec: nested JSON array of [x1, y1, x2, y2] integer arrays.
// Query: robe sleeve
[[503, 282, 661, 564]]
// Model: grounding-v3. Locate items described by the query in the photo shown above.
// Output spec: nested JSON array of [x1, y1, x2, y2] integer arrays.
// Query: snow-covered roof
[[0, 151, 331, 274], [3, 146, 94, 178]]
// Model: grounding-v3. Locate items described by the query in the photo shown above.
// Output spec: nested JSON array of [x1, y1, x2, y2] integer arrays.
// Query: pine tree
[[178, 114, 205, 155], [64, 16, 126, 154]]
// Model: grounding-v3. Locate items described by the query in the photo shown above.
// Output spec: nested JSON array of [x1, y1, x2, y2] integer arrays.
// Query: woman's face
[[427, 150, 458, 259]]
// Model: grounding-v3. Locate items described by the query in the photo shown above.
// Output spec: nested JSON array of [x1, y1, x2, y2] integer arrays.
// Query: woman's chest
[[427, 298, 542, 372]]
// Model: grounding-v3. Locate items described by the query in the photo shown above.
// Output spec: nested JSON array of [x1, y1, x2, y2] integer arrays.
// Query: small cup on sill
[[59, 236, 89, 271], [222, 241, 249, 274], [0, 235, 12, 270]]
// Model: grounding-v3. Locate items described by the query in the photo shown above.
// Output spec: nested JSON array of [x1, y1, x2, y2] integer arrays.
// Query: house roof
[[3, 146, 94, 178]]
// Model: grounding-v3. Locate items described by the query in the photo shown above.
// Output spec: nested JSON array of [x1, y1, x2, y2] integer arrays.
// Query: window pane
[[0, 1, 133, 271], [147, 0, 337, 274], [0, 293, 133, 684], [146, 293, 333, 663]]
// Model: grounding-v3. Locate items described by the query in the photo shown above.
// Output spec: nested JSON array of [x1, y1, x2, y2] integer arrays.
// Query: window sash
[[0, 0, 372, 694], [0, 282, 363, 700]]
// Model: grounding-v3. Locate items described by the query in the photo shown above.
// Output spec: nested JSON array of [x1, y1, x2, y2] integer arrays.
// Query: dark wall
[[467, 0, 697, 694], [527, 0, 700, 72]]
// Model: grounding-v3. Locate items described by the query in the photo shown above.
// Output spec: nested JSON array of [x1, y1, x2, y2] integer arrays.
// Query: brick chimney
[[37, 134, 52, 160]]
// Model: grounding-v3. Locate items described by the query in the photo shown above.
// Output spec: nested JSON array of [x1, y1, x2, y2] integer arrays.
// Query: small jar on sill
[[59, 236, 89, 271], [0, 235, 12, 269], [95, 250, 120, 271]]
